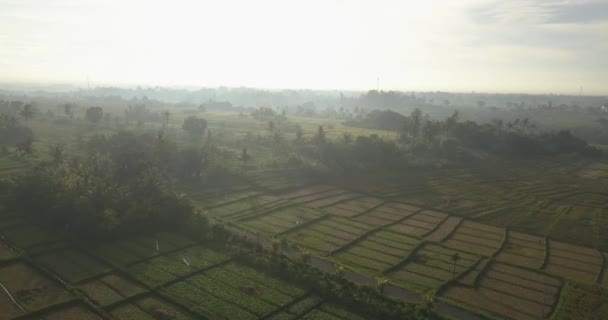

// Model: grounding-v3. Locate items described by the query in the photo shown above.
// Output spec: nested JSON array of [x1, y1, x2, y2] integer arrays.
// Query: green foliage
[[344, 109, 406, 131], [182, 115, 207, 138], [85, 106, 104, 124], [0, 114, 33, 147], [4, 131, 205, 239]]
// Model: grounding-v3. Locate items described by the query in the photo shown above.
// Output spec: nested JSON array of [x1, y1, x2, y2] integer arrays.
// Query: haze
[[1, 0, 607, 94]]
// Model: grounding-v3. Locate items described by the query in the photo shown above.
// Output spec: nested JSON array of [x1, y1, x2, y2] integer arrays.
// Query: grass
[[0, 262, 72, 311], [553, 282, 608, 320]]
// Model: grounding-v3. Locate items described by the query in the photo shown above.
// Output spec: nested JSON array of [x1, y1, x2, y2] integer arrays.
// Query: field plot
[[279, 185, 337, 200], [334, 231, 420, 273], [128, 245, 230, 286], [560, 193, 608, 208], [163, 262, 307, 320], [206, 195, 285, 220], [353, 202, 421, 227], [425, 216, 462, 243], [544, 239, 602, 283], [242, 205, 325, 236], [133, 295, 198, 320], [553, 282, 608, 320], [286, 217, 373, 255], [474, 199, 539, 227], [0, 157, 26, 176], [93, 233, 191, 267], [600, 252, 608, 287], [0, 285, 24, 319], [34, 249, 111, 283], [457, 257, 490, 287], [79, 273, 146, 306], [511, 202, 571, 236], [386, 210, 448, 237], [387, 243, 478, 293], [247, 169, 306, 191], [495, 230, 545, 268], [0, 224, 61, 249], [0, 261, 72, 311], [303, 192, 362, 209], [300, 303, 368, 320], [578, 162, 608, 180], [22, 304, 103, 320], [0, 213, 21, 231], [547, 205, 603, 249], [444, 220, 505, 256], [196, 189, 261, 209], [0, 241, 17, 261], [324, 196, 384, 217], [443, 262, 562, 320]]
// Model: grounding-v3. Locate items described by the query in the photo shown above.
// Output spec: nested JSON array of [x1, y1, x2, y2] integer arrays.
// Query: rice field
[[3, 134, 608, 320]]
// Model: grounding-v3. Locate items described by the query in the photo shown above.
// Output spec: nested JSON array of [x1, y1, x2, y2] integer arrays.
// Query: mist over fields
[[2, 1, 608, 320]]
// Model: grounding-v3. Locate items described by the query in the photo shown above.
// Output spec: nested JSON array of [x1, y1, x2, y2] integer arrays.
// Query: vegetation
[[0, 88, 607, 320], [4, 132, 203, 238]]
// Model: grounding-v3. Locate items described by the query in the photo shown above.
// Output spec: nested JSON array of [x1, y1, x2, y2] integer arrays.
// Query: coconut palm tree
[[452, 252, 460, 278], [162, 110, 170, 130], [19, 104, 35, 126]]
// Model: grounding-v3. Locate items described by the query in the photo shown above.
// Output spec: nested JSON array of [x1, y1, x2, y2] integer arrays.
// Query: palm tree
[[451, 252, 460, 278], [19, 104, 35, 126], [64, 104, 74, 119], [377, 278, 388, 294], [240, 147, 251, 169], [162, 110, 170, 130], [48, 143, 65, 164]]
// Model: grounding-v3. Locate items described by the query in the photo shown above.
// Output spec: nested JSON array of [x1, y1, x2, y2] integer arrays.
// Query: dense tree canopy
[[4, 131, 209, 239], [85, 106, 104, 124], [182, 115, 207, 138]]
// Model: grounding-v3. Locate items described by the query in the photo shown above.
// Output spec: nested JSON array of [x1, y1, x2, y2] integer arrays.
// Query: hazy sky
[[1, 0, 607, 94]]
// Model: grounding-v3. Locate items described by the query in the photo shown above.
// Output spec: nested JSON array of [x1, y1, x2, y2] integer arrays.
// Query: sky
[[0, 0, 607, 94]]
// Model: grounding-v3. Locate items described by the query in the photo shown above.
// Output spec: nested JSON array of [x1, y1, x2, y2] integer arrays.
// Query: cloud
[[469, 0, 608, 25], [542, 1, 608, 24]]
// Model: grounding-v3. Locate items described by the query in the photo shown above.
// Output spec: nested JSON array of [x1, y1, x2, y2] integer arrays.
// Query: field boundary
[[439, 217, 466, 244], [274, 214, 331, 237], [540, 237, 551, 270], [597, 252, 607, 285], [350, 200, 387, 218], [258, 291, 319, 320], [328, 207, 423, 257], [235, 202, 298, 222], [491, 227, 509, 258], [382, 241, 426, 275]]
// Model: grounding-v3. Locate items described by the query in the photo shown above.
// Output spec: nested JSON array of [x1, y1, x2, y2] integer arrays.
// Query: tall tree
[[48, 143, 65, 164], [240, 147, 251, 169], [182, 116, 207, 139], [85, 106, 104, 124], [295, 125, 304, 142], [410, 108, 422, 137], [162, 110, 170, 130], [19, 104, 35, 126], [315, 125, 326, 144], [64, 104, 74, 119]]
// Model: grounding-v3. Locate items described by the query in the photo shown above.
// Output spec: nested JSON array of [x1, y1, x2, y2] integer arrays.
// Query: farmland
[[2, 101, 608, 320], [0, 207, 374, 320], [199, 171, 608, 319]]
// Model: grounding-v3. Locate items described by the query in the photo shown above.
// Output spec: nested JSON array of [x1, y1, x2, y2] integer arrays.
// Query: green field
[[2, 104, 608, 320]]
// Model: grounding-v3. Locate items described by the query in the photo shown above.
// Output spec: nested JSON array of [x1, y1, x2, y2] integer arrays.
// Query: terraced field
[[4, 161, 608, 320], [0, 218, 370, 320], [0, 157, 27, 176], [203, 181, 608, 319], [443, 263, 562, 320]]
